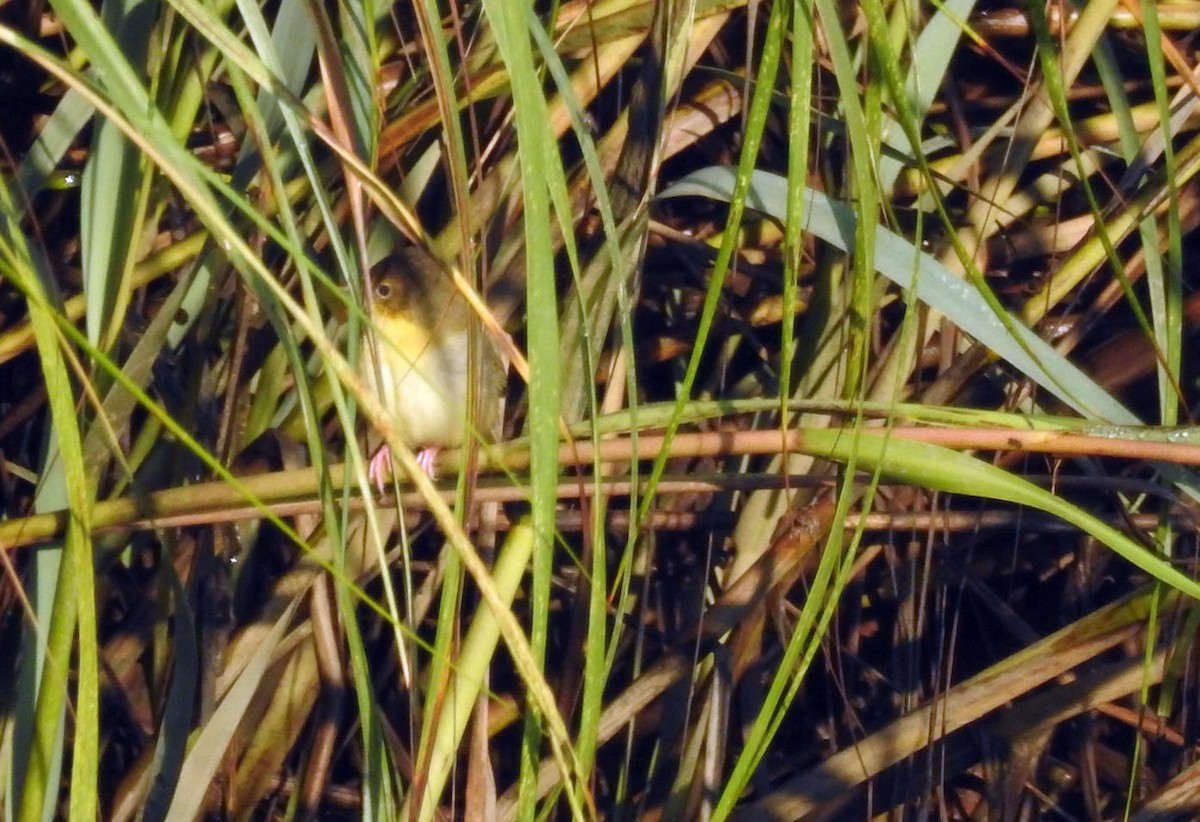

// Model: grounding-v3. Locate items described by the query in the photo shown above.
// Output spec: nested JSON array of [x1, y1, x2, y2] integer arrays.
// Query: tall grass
[[1, 0, 1198, 819]]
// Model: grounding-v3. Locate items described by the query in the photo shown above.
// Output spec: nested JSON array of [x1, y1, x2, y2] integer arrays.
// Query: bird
[[361, 247, 504, 491]]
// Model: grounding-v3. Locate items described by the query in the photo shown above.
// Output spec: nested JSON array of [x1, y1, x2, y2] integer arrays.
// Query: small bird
[[362, 248, 503, 490]]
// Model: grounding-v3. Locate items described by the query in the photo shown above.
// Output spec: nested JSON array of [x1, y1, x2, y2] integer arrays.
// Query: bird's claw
[[416, 447, 439, 478], [367, 444, 439, 495], [368, 446, 392, 495]]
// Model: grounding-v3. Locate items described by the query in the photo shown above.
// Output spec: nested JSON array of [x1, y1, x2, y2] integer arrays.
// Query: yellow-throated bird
[[362, 248, 504, 490]]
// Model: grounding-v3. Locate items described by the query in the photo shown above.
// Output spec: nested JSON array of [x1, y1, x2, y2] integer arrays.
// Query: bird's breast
[[363, 325, 471, 448]]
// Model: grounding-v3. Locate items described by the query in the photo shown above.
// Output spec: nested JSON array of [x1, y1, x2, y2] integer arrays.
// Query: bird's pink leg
[[368, 444, 439, 493], [368, 445, 393, 494], [416, 447, 439, 478]]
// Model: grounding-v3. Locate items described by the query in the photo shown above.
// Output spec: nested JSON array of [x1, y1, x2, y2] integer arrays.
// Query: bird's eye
[[376, 281, 392, 300]]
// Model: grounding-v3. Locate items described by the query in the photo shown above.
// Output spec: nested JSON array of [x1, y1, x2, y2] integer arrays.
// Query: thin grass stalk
[[607, 5, 790, 796], [404, 521, 537, 821], [1133, 0, 1185, 421], [0, 169, 97, 820], [406, 28, 484, 736], [1026, 5, 1171, 413], [967, 0, 1119, 242], [6, 2, 1198, 817], [1088, 34, 1173, 424], [1125, 3, 1186, 810], [222, 10, 380, 812], [254, 0, 411, 809], [869, 0, 973, 403], [135, 570, 197, 821], [872, 25, 1088, 426], [481, 1, 577, 817], [525, 6, 637, 784], [633, 1, 779, 526], [714, 0, 880, 810], [403, 31, 479, 753], [780, 0, 815, 411], [737, 587, 1182, 819], [0, 23, 395, 620], [163, 597, 303, 820], [5, 345, 65, 819], [9, 3, 141, 817], [79, 0, 154, 359]]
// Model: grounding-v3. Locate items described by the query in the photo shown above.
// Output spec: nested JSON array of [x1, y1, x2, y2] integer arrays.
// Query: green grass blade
[[661, 168, 1139, 423], [483, 2, 573, 819], [406, 522, 536, 822], [0, 189, 97, 821], [163, 596, 302, 821]]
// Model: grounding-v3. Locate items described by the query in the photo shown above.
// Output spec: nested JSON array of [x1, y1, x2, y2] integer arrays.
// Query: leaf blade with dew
[[798, 428, 1200, 600], [660, 167, 1138, 424]]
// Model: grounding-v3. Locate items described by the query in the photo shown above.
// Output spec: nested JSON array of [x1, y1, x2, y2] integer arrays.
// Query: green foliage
[[0, 0, 1197, 818]]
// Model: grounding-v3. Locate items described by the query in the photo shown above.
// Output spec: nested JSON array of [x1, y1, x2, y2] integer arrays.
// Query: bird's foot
[[368, 445, 439, 494], [416, 447, 439, 478], [368, 445, 393, 494]]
